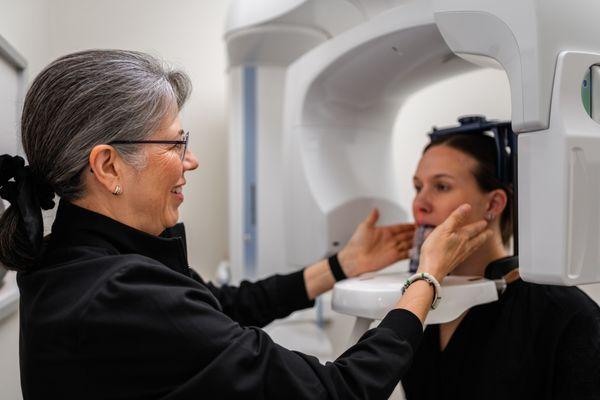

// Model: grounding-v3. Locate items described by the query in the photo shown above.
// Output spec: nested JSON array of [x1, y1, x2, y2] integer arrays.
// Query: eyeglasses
[[109, 131, 190, 161]]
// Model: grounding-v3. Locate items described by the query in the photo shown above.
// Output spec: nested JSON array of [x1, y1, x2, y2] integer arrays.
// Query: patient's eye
[[413, 184, 422, 193], [435, 182, 451, 192]]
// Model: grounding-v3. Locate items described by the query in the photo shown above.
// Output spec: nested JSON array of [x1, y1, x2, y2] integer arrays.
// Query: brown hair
[[424, 133, 514, 245]]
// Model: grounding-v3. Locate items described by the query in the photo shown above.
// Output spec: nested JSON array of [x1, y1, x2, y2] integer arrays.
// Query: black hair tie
[[0, 155, 55, 255]]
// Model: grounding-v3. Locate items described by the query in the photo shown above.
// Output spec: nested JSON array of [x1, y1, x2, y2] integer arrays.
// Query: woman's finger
[[459, 219, 489, 239], [397, 249, 410, 259], [441, 203, 472, 232], [387, 223, 416, 235], [394, 230, 414, 243], [395, 240, 412, 251], [363, 208, 380, 228]]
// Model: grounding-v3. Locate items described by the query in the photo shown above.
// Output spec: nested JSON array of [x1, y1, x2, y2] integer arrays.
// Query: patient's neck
[[451, 235, 508, 277]]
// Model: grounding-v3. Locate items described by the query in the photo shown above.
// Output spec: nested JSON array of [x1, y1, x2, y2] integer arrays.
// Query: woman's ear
[[88, 145, 124, 194], [486, 189, 508, 220]]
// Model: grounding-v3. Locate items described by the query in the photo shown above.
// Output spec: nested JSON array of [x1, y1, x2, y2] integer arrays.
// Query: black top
[[403, 260, 600, 400], [18, 201, 423, 400]]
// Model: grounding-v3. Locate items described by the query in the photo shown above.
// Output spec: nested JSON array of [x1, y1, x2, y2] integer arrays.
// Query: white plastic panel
[[229, 65, 311, 280], [519, 51, 600, 285], [332, 273, 498, 324], [227, 66, 245, 282], [226, 26, 327, 68], [226, 0, 307, 32], [225, 0, 365, 42], [591, 66, 600, 122], [432, 2, 541, 133], [345, 0, 416, 19], [567, 147, 589, 279], [225, 0, 342, 280], [434, 0, 600, 134]]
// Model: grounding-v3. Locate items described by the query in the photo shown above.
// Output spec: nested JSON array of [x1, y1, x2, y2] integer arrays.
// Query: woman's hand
[[395, 204, 491, 323], [337, 209, 415, 278], [418, 203, 492, 282]]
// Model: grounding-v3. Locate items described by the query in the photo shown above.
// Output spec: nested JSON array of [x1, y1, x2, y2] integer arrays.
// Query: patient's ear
[[486, 189, 508, 217]]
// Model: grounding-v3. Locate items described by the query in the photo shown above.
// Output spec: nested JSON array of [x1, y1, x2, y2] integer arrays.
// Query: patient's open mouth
[[408, 224, 436, 272]]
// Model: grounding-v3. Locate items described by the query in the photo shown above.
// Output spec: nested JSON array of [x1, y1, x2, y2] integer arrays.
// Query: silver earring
[[112, 185, 122, 196], [486, 212, 494, 221]]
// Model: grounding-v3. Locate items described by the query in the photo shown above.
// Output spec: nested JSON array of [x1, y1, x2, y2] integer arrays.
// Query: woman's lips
[[171, 186, 184, 201], [416, 218, 437, 227]]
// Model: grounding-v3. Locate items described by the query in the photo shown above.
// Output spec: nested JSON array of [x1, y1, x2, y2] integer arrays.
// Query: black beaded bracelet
[[328, 253, 347, 281]]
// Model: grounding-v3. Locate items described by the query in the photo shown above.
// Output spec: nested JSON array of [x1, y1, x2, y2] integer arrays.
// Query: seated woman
[[402, 119, 600, 400]]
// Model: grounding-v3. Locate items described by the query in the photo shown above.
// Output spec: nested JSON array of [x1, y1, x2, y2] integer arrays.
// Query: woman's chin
[[165, 210, 180, 228]]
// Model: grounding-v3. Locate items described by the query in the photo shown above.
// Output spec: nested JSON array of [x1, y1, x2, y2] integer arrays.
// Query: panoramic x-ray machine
[[225, 0, 600, 348]]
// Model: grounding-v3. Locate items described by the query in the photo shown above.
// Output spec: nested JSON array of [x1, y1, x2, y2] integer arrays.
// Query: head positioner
[[428, 116, 516, 186]]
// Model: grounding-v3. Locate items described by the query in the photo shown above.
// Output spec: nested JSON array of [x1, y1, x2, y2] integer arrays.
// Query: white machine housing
[[225, 0, 369, 280], [226, 0, 600, 286], [434, 0, 600, 284]]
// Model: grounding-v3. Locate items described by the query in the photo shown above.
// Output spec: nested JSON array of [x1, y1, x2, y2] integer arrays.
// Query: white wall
[[0, 0, 52, 77]]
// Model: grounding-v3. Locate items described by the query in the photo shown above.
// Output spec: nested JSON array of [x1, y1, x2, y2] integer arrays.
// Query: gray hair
[[0, 49, 191, 270], [23, 49, 191, 199]]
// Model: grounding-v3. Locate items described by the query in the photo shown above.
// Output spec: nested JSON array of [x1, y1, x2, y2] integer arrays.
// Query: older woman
[[0, 50, 490, 400], [402, 121, 600, 400]]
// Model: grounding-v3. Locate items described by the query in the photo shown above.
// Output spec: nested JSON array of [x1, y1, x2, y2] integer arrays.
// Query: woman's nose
[[183, 149, 199, 171], [413, 192, 432, 220]]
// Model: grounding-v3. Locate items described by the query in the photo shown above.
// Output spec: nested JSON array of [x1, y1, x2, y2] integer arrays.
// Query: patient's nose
[[413, 193, 432, 221]]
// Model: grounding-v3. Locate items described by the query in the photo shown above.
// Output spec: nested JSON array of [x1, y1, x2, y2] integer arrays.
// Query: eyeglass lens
[[181, 132, 190, 161]]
